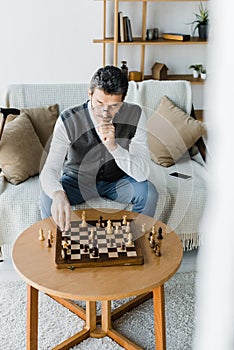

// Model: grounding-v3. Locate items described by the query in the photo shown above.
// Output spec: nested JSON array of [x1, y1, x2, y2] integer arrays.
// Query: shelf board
[[194, 109, 203, 122], [144, 74, 206, 85], [93, 37, 207, 45]]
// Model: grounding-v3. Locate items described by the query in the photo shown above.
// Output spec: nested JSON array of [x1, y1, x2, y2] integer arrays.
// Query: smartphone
[[169, 172, 192, 180]]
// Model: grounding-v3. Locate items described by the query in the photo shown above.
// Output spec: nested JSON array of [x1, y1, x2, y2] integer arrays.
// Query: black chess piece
[[121, 241, 126, 250], [157, 227, 163, 240], [92, 246, 99, 257]]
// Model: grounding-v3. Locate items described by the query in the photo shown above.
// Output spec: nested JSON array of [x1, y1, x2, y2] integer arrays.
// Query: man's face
[[89, 88, 123, 124]]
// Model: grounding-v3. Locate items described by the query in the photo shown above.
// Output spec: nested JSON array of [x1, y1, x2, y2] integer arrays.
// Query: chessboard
[[55, 217, 144, 269]]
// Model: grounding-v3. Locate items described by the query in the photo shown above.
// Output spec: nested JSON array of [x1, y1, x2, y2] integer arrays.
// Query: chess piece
[[84, 244, 89, 253], [89, 228, 94, 240], [126, 232, 133, 246], [115, 224, 119, 233], [81, 211, 87, 227], [141, 223, 146, 234], [48, 229, 53, 243], [155, 243, 161, 256], [121, 241, 126, 250], [155, 227, 163, 256], [122, 215, 127, 225], [47, 238, 52, 248], [92, 246, 99, 257], [125, 221, 130, 233], [149, 235, 156, 249], [38, 228, 45, 241], [106, 219, 113, 234], [157, 227, 163, 240], [97, 215, 105, 228], [61, 238, 69, 259]]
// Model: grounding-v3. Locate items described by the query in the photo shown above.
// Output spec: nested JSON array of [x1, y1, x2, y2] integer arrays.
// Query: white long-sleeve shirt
[[40, 100, 151, 198]]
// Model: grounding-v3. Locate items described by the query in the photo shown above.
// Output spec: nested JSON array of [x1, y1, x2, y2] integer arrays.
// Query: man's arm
[[107, 110, 151, 181], [40, 117, 71, 231]]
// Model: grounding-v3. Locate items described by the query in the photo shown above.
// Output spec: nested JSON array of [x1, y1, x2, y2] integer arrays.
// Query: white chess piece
[[122, 215, 127, 225], [125, 222, 130, 233], [48, 229, 53, 242], [89, 228, 94, 240], [126, 232, 133, 246], [106, 219, 113, 234], [38, 228, 45, 241], [81, 211, 87, 227]]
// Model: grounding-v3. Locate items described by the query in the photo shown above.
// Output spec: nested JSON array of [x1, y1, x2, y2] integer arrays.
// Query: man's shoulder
[[124, 101, 141, 109], [60, 102, 89, 121]]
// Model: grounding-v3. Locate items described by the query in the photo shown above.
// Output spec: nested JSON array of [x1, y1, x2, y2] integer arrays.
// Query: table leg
[[86, 301, 97, 332], [27, 285, 38, 350], [102, 300, 143, 350], [153, 284, 166, 350]]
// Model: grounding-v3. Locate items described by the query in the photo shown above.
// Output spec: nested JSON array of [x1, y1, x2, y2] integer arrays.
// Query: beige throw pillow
[[147, 96, 206, 167], [0, 113, 44, 184], [21, 104, 59, 147]]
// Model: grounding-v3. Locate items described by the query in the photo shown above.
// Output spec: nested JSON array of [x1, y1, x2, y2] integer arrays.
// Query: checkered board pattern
[[55, 219, 144, 268]]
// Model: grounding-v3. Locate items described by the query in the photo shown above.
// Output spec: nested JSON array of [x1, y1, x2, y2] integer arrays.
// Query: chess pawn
[[38, 228, 45, 241], [121, 241, 126, 250], [48, 229, 53, 243], [122, 215, 127, 225], [47, 238, 52, 248], [157, 227, 163, 240], [126, 232, 133, 247], [155, 243, 161, 257], [125, 221, 130, 233]]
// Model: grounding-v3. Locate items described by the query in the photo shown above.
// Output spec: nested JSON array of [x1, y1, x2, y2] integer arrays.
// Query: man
[[40, 65, 158, 231]]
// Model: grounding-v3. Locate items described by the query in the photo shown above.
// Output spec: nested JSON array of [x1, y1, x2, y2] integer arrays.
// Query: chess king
[[39, 65, 158, 231]]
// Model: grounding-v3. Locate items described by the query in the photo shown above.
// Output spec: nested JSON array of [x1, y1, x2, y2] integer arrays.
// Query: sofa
[[0, 80, 207, 258]]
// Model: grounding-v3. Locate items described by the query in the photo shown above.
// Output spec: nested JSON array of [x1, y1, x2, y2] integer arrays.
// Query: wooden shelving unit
[[93, 0, 208, 83]]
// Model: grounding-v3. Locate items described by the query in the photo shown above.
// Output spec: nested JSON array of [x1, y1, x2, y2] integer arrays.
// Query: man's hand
[[51, 190, 71, 231], [98, 122, 117, 151]]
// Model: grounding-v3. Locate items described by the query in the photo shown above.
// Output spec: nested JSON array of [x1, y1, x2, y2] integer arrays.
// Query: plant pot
[[201, 72, 206, 80], [198, 24, 208, 40], [192, 70, 199, 78]]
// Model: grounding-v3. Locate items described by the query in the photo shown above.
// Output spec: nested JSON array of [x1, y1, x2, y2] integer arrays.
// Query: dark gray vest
[[61, 101, 141, 184]]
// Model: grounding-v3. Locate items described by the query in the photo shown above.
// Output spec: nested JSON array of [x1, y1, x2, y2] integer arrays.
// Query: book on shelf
[[118, 13, 133, 42], [123, 16, 128, 42], [118, 11, 124, 42], [126, 16, 133, 42], [162, 33, 190, 41]]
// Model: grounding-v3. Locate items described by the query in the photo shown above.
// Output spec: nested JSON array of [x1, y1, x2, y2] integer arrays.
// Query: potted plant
[[200, 67, 207, 80], [189, 64, 202, 78], [189, 2, 209, 40]]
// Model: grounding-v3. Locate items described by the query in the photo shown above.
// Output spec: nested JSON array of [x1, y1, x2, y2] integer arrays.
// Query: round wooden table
[[12, 209, 183, 350]]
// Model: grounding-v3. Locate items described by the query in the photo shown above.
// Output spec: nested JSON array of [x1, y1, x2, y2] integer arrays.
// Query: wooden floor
[[0, 249, 198, 282]]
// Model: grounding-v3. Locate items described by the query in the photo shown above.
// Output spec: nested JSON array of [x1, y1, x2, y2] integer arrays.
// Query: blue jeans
[[40, 174, 158, 219]]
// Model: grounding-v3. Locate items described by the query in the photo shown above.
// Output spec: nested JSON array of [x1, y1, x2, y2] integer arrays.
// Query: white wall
[[0, 0, 102, 85], [0, 0, 207, 109]]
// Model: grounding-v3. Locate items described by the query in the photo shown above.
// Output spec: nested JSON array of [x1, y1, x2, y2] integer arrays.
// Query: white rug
[[0, 272, 196, 350]]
